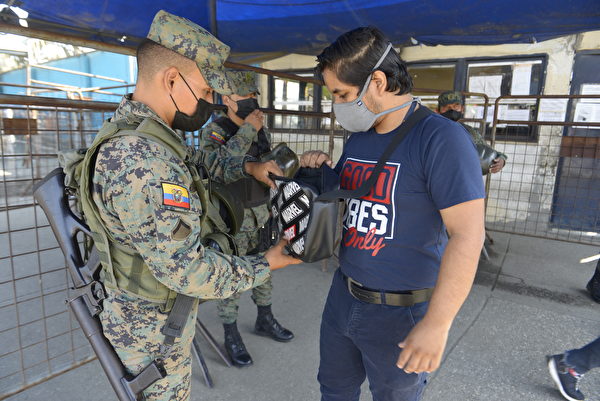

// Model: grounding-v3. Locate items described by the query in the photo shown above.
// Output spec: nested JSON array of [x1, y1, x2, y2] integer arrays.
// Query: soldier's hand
[[300, 150, 332, 168], [264, 239, 302, 270], [244, 160, 282, 189], [244, 109, 264, 132], [490, 158, 505, 174]]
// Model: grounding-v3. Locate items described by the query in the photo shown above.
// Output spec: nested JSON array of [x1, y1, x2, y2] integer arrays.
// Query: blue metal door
[[551, 52, 600, 233]]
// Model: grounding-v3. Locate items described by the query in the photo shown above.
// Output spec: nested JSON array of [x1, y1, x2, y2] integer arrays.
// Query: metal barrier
[[0, 94, 115, 399], [486, 94, 600, 245], [0, 93, 340, 399]]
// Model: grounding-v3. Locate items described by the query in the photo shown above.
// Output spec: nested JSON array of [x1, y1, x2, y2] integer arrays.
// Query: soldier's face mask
[[441, 109, 463, 122], [235, 97, 259, 120], [170, 73, 213, 132], [332, 43, 413, 133]]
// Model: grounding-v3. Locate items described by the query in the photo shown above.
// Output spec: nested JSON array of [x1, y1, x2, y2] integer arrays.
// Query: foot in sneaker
[[587, 265, 600, 303], [547, 354, 585, 401]]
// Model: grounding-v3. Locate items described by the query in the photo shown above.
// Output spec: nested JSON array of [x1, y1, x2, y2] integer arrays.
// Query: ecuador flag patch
[[161, 183, 190, 209], [209, 131, 226, 145]]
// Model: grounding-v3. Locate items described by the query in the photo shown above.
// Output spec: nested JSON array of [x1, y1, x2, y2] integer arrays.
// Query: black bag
[[476, 144, 499, 175]]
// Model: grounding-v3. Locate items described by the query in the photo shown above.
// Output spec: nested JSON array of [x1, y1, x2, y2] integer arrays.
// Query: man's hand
[[396, 318, 450, 374], [490, 158, 505, 174], [244, 160, 282, 189], [264, 239, 302, 270], [300, 150, 332, 168], [244, 109, 264, 132]]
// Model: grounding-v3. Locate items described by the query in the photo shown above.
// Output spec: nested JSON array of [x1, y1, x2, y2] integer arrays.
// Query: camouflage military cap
[[226, 70, 260, 96], [147, 10, 233, 95], [438, 91, 465, 107]]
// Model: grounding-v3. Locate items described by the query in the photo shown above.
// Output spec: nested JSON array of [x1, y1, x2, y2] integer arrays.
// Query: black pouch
[[253, 216, 279, 253], [270, 165, 344, 263]]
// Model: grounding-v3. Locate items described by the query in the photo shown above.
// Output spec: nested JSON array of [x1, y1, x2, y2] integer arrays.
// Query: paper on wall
[[511, 64, 532, 95], [469, 75, 502, 99], [505, 108, 530, 122], [581, 84, 600, 103], [495, 105, 508, 127], [538, 99, 568, 122], [574, 102, 600, 129]]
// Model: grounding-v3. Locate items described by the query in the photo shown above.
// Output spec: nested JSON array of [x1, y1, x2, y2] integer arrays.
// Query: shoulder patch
[[209, 131, 226, 145], [172, 218, 192, 240], [161, 182, 190, 209]]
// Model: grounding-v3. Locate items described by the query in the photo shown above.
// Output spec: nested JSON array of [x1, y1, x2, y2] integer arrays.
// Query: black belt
[[343, 274, 433, 306]]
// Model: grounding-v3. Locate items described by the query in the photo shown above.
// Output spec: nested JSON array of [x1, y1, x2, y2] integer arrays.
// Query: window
[[408, 63, 456, 93], [467, 60, 543, 98], [269, 72, 316, 130], [466, 59, 544, 141]]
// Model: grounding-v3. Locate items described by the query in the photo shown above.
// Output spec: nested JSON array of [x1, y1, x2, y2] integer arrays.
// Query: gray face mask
[[332, 43, 413, 133]]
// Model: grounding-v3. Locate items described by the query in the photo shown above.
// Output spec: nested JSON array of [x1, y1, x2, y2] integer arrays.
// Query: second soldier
[[200, 71, 294, 367]]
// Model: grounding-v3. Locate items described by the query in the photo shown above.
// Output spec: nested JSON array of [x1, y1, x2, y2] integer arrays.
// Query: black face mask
[[170, 73, 213, 132], [235, 98, 259, 119], [441, 109, 463, 122]]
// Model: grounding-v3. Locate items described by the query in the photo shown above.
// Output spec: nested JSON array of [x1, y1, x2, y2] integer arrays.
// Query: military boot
[[223, 322, 253, 367], [586, 263, 600, 304], [254, 305, 294, 342]]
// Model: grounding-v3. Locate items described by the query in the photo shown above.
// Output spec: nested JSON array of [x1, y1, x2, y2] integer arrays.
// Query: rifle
[[33, 168, 166, 401]]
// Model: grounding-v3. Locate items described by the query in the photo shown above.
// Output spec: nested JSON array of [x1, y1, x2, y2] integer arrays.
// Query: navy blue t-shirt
[[334, 113, 485, 291]]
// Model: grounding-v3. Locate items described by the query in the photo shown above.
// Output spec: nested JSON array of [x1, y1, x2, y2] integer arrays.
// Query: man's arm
[[195, 113, 281, 187], [397, 198, 485, 374], [462, 123, 508, 172], [200, 121, 258, 156], [107, 156, 297, 300]]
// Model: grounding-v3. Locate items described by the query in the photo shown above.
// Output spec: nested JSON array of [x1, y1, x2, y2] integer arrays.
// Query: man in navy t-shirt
[[301, 27, 485, 401]]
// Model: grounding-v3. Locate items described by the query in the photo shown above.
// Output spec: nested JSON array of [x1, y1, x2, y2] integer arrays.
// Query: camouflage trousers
[[217, 228, 273, 324], [217, 276, 273, 324], [100, 288, 198, 401]]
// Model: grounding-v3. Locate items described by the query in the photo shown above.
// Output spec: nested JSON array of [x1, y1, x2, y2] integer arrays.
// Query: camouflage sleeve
[[200, 121, 258, 156], [462, 123, 508, 161], [107, 156, 271, 299], [200, 122, 224, 153], [194, 148, 250, 184], [193, 123, 257, 183]]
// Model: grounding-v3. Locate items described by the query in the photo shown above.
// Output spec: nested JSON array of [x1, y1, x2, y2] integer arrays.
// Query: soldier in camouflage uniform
[[89, 10, 299, 401], [438, 91, 508, 173], [200, 71, 294, 367]]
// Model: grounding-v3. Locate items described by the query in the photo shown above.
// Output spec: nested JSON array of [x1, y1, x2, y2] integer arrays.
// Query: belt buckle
[[347, 277, 382, 304]]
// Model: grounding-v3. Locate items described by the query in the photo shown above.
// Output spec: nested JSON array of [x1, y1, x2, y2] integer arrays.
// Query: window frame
[[407, 54, 548, 142]]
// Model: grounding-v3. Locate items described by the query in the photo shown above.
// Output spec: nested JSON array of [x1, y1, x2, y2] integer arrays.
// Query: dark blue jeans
[[566, 336, 600, 374], [318, 269, 429, 401]]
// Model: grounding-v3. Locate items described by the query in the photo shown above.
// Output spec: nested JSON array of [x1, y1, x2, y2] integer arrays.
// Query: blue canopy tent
[[3, 0, 600, 57]]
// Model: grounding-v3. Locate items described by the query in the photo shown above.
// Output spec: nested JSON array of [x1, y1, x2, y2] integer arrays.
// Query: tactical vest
[[78, 117, 232, 312]]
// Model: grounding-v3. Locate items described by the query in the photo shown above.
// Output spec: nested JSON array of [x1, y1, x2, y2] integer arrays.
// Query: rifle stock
[[33, 168, 165, 401]]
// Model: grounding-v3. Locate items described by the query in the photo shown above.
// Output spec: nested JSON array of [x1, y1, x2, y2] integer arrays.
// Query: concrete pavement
[[6, 231, 599, 401]]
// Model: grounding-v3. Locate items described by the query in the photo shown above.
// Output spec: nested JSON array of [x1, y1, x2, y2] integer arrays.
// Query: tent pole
[[209, 0, 218, 37], [0, 21, 321, 85], [0, 22, 135, 55]]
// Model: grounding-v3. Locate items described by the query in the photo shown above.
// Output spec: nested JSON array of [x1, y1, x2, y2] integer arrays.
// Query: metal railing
[[0, 95, 115, 399], [486, 94, 600, 245], [0, 93, 340, 399]]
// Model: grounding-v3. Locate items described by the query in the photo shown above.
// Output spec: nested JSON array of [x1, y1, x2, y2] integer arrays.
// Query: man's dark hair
[[315, 26, 412, 95], [136, 39, 192, 81]]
